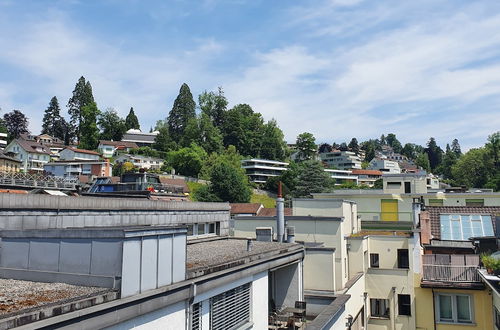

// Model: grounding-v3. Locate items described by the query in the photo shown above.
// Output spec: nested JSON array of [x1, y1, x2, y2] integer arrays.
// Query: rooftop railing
[[422, 254, 480, 283]]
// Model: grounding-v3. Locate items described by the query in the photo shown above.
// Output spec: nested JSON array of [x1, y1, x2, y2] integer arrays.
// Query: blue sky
[[1, 0, 500, 150]]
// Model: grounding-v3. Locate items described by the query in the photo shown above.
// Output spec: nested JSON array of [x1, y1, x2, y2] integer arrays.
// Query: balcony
[[421, 254, 483, 289]]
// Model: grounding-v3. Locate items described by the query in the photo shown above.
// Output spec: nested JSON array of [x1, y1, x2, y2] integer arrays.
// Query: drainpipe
[[276, 181, 285, 242], [391, 287, 396, 330]]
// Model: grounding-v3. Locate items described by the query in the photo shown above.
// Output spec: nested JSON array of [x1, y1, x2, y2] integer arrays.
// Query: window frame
[[435, 293, 474, 324], [370, 253, 379, 268], [370, 298, 390, 318], [398, 294, 411, 316]]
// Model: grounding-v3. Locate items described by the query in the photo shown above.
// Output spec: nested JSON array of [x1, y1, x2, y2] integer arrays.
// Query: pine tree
[[167, 83, 196, 143], [348, 138, 359, 154], [451, 139, 462, 157], [41, 96, 67, 140], [294, 161, 334, 197], [67, 76, 94, 143], [78, 102, 100, 150], [424, 137, 443, 171], [125, 107, 140, 130]]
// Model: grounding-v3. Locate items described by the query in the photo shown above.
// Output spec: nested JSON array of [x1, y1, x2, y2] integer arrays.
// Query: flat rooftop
[[0, 279, 117, 328], [186, 238, 303, 278]]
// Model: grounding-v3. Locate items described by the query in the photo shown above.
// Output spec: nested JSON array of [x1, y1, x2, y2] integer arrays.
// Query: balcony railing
[[422, 254, 480, 282]]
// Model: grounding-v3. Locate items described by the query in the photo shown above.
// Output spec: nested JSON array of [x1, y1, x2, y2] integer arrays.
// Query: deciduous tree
[[295, 132, 316, 161], [78, 102, 100, 150], [3, 110, 29, 138], [98, 108, 127, 141]]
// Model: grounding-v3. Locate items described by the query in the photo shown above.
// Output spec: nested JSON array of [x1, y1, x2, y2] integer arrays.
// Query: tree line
[[0, 77, 498, 201]]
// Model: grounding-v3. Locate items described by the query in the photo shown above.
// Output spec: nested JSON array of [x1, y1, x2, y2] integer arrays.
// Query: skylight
[[440, 214, 494, 241]]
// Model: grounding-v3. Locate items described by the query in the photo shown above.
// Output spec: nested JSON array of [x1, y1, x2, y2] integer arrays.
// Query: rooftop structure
[[121, 129, 159, 147], [240, 158, 288, 184]]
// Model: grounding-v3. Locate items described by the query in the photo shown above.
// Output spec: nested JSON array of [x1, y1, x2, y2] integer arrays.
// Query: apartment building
[[368, 158, 401, 174], [121, 128, 159, 147], [414, 206, 500, 329], [114, 153, 165, 170], [0, 132, 7, 150], [324, 168, 358, 185], [44, 159, 111, 178], [59, 147, 101, 161], [4, 138, 51, 172], [320, 151, 362, 170], [314, 173, 500, 222], [351, 169, 382, 187], [241, 158, 289, 184], [0, 152, 21, 172]]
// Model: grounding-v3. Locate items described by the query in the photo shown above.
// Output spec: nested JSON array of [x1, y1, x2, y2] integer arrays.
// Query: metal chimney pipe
[[276, 181, 285, 242]]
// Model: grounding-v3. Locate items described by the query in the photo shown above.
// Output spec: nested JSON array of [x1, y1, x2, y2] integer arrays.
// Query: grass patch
[[187, 181, 205, 201], [251, 193, 276, 208]]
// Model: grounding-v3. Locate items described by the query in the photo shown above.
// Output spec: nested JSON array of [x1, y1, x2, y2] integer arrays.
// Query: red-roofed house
[[230, 203, 264, 216], [351, 169, 382, 187]]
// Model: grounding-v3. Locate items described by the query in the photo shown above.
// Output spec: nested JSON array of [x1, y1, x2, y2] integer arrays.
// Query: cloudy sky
[[1, 0, 499, 150]]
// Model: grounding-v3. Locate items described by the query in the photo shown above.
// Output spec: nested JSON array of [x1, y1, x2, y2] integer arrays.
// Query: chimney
[[246, 238, 253, 252], [276, 181, 285, 242], [286, 226, 295, 243]]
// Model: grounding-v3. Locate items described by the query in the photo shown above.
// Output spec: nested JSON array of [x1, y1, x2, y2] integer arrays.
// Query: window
[[440, 214, 494, 240], [208, 223, 216, 234], [398, 294, 411, 316], [370, 298, 389, 318], [404, 182, 411, 193], [187, 225, 194, 236], [191, 302, 202, 330], [466, 199, 484, 207], [397, 249, 409, 269], [370, 253, 379, 268], [429, 199, 444, 206], [210, 283, 251, 330], [435, 293, 473, 324], [495, 307, 500, 329], [387, 182, 401, 188], [198, 223, 206, 235]]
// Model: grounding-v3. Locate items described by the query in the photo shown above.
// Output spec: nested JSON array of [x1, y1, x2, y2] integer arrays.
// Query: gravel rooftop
[[0, 279, 107, 316], [186, 238, 301, 275]]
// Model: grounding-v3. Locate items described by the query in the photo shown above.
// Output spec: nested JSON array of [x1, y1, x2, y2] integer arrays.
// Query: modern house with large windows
[[320, 150, 362, 170], [241, 158, 289, 184]]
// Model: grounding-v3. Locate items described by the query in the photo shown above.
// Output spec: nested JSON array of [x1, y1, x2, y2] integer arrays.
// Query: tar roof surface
[[186, 238, 301, 276], [0, 279, 109, 316]]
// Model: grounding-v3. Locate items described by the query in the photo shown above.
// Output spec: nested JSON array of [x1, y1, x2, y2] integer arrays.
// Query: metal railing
[[422, 254, 480, 282], [0, 171, 78, 190]]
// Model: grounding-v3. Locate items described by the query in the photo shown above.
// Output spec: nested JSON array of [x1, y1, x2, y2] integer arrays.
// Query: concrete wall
[[271, 262, 301, 309], [304, 249, 336, 291], [104, 300, 186, 330], [314, 192, 500, 222], [292, 199, 346, 217], [0, 194, 230, 235], [365, 236, 415, 330], [348, 238, 368, 278]]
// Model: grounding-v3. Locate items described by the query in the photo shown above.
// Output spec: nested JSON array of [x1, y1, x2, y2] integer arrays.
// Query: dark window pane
[[398, 294, 411, 316], [397, 249, 409, 269], [370, 254, 379, 268]]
